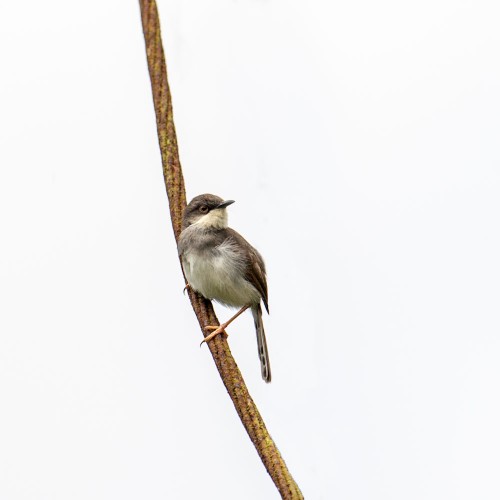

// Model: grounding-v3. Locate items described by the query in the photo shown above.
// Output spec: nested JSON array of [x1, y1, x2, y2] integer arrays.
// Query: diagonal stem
[[138, 1, 303, 498]]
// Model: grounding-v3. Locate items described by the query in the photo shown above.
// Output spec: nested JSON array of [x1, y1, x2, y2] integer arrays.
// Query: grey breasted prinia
[[177, 194, 271, 382]]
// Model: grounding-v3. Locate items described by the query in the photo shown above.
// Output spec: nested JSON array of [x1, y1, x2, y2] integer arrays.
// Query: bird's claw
[[200, 325, 228, 347], [183, 283, 191, 295]]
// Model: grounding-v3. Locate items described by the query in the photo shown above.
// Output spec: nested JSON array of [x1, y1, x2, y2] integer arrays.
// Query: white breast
[[182, 240, 260, 309]]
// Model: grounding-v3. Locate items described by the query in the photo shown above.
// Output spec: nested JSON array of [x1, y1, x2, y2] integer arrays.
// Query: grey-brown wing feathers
[[226, 228, 269, 312]]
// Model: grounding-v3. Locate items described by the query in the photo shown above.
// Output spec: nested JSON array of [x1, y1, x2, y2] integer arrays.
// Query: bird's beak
[[218, 200, 235, 209]]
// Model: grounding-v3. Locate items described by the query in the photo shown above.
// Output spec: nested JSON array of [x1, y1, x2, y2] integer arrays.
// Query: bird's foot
[[200, 324, 228, 346], [183, 283, 191, 295], [199, 305, 250, 347]]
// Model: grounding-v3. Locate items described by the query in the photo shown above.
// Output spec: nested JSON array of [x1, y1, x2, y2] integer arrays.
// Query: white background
[[1, 1, 499, 498]]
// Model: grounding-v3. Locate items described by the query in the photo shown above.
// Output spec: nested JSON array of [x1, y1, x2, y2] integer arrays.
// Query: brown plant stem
[[138, 1, 303, 498]]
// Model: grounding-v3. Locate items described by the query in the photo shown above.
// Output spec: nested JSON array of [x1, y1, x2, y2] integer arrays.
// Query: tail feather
[[252, 304, 271, 383]]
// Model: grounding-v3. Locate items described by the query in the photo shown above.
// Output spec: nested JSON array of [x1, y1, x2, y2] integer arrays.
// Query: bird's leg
[[200, 305, 250, 346], [183, 283, 191, 295]]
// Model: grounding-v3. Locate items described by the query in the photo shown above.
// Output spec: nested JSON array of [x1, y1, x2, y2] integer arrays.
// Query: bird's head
[[181, 194, 235, 230]]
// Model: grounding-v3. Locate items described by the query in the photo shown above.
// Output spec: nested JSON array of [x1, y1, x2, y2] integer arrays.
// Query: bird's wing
[[226, 228, 269, 313]]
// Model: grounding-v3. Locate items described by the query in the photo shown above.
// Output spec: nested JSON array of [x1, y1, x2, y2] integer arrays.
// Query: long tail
[[252, 304, 272, 383]]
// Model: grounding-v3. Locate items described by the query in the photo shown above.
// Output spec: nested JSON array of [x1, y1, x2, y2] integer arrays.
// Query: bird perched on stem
[[178, 194, 271, 382]]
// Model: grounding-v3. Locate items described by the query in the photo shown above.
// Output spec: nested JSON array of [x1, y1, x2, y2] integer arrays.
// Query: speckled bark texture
[[138, 1, 303, 498]]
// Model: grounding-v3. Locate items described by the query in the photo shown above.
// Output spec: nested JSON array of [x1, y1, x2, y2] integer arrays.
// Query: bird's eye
[[199, 205, 209, 213]]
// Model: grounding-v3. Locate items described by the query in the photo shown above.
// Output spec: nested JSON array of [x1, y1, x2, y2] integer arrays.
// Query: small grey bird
[[177, 194, 271, 383]]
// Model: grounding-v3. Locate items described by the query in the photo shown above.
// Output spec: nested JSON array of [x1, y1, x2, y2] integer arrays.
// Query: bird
[[177, 193, 271, 382]]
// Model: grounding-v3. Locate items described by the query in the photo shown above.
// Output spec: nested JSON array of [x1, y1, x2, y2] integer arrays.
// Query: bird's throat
[[193, 208, 228, 229]]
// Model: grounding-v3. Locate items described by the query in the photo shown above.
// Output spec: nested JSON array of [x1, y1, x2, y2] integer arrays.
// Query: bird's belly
[[182, 250, 259, 308]]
